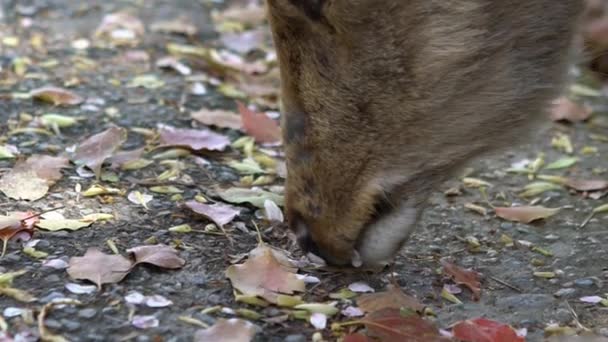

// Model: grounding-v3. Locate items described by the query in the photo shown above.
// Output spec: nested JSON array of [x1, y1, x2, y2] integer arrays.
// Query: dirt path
[[0, 1, 607, 341]]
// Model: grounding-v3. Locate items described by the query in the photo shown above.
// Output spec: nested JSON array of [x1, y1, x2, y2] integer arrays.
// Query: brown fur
[[266, 0, 584, 266]]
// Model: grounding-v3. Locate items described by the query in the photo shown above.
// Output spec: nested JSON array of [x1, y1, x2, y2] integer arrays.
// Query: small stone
[[44, 319, 61, 329], [44, 274, 60, 283], [60, 319, 80, 331], [574, 278, 595, 288], [39, 291, 66, 303], [554, 288, 576, 298], [86, 334, 105, 341], [78, 308, 97, 319], [189, 274, 207, 286], [500, 222, 513, 230], [207, 294, 221, 304], [36, 240, 51, 248], [554, 309, 572, 324], [599, 328, 608, 337], [284, 334, 307, 342], [136, 336, 151, 342]]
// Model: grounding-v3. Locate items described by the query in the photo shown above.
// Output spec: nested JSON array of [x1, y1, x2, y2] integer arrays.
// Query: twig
[[489, 276, 523, 293]]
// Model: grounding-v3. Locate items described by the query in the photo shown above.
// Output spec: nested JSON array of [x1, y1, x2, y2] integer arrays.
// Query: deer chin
[[355, 198, 419, 267]]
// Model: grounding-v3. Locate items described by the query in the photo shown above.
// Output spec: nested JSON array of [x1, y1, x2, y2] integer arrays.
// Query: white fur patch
[[356, 199, 418, 266]]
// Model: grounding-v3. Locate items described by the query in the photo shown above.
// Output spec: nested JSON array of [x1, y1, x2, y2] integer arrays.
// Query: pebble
[[44, 274, 60, 283], [189, 274, 207, 286], [86, 334, 105, 341], [39, 291, 66, 303], [60, 319, 80, 331], [599, 328, 608, 337], [574, 278, 595, 288], [284, 334, 307, 342], [36, 240, 51, 248], [78, 308, 97, 319], [44, 319, 62, 329], [500, 222, 513, 230], [554, 288, 576, 298], [136, 336, 150, 342]]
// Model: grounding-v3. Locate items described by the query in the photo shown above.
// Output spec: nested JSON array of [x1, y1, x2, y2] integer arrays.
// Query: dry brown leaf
[[127, 244, 186, 269], [0, 155, 69, 201], [357, 285, 425, 313], [237, 102, 281, 144], [494, 206, 560, 223], [30, 86, 83, 106], [225, 244, 304, 303], [441, 259, 481, 301], [359, 308, 447, 342], [185, 200, 240, 227], [550, 97, 592, 123], [564, 178, 608, 192], [67, 248, 132, 288], [194, 318, 257, 342], [72, 126, 127, 177], [191, 108, 243, 130]]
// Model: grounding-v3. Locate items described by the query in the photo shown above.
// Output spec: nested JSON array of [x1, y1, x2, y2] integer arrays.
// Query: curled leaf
[[495, 206, 560, 223], [30, 86, 83, 106]]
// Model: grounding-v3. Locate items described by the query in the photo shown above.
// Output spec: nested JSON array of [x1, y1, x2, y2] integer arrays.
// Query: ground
[[0, 0, 607, 341]]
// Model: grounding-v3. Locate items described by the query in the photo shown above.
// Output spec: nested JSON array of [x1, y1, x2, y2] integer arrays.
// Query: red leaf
[[0, 212, 38, 255], [360, 308, 447, 342], [452, 317, 525, 342], [441, 259, 481, 301], [237, 102, 281, 144]]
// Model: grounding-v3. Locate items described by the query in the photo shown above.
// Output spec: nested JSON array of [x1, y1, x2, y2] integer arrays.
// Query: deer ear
[[287, 0, 325, 20]]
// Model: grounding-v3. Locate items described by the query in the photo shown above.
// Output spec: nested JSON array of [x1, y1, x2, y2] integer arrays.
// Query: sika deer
[[266, 0, 584, 267]]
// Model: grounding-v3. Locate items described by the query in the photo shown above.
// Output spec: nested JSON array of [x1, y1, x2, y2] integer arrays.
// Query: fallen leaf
[[344, 333, 372, 342], [194, 318, 257, 342], [71, 126, 127, 177], [108, 147, 145, 168], [550, 97, 592, 123], [127, 191, 153, 209], [22, 155, 69, 181], [237, 102, 281, 144], [67, 248, 132, 288], [441, 259, 481, 301], [545, 157, 578, 170], [36, 218, 93, 231], [309, 312, 327, 330], [564, 178, 608, 192], [158, 123, 230, 151], [127, 244, 186, 269], [451, 317, 525, 342], [263, 199, 284, 222], [0, 212, 38, 256], [359, 308, 446, 342], [0, 155, 69, 201], [357, 285, 425, 313], [495, 206, 560, 223], [191, 108, 243, 130], [30, 86, 83, 106], [217, 187, 284, 208], [185, 201, 240, 227], [226, 244, 305, 303]]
